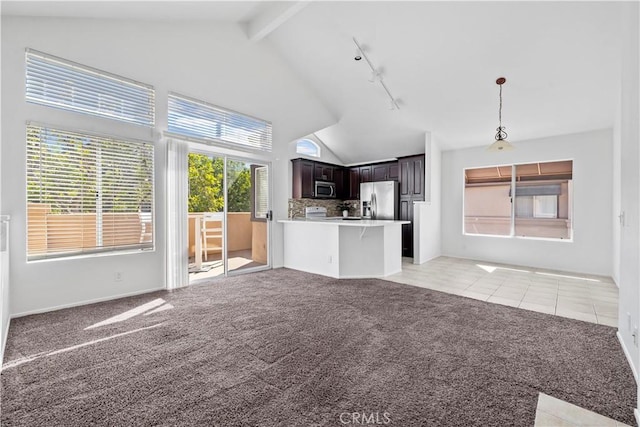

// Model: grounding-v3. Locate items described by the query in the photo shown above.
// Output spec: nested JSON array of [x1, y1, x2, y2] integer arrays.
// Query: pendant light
[[487, 77, 514, 152]]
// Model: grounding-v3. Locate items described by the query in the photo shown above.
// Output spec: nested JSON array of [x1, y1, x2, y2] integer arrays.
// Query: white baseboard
[[1, 316, 10, 368], [11, 286, 165, 319], [440, 253, 612, 279], [617, 331, 638, 382], [414, 253, 442, 265], [635, 408, 639, 427]]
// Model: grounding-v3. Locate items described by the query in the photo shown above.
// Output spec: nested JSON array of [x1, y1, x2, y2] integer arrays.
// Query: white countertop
[[278, 218, 410, 227]]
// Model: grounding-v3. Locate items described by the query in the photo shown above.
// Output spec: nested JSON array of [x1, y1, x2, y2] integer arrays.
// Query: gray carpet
[[1, 268, 635, 426]]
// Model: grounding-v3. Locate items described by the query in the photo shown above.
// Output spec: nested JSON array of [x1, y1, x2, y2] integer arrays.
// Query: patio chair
[[201, 212, 223, 261], [139, 212, 152, 244]]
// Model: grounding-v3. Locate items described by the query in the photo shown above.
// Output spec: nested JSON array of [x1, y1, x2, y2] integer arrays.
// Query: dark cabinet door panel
[[292, 159, 315, 199], [348, 168, 360, 199], [300, 162, 314, 198], [314, 164, 333, 182], [399, 155, 425, 200], [402, 224, 413, 258], [399, 160, 411, 196], [334, 168, 346, 199], [388, 162, 399, 180], [412, 158, 424, 197], [399, 198, 412, 221], [372, 164, 388, 181], [360, 166, 372, 183]]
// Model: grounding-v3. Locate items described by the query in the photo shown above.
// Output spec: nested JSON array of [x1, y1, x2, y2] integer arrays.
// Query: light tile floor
[[534, 393, 631, 427], [387, 256, 619, 327]]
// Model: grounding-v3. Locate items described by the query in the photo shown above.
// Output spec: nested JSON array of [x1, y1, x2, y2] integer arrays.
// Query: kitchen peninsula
[[279, 218, 410, 279]]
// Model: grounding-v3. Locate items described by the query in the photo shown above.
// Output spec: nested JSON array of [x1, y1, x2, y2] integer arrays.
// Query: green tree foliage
[[188, 154, 252, 213], [27, 126, 153, 214], [227, 168, 251, 212], [188, 154, 223, 213]]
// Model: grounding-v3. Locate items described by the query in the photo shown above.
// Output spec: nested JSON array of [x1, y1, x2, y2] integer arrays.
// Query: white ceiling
[[2, 1, 626, 164], [267, 1, 624, 163], [1, 1, 267, 22]]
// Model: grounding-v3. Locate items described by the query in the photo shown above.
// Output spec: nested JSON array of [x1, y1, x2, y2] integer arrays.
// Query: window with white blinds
[[26, 124, 154, 260], [254, 166, 269, 219], [25, 49, 155, 126], [168, 93, 272, 152]]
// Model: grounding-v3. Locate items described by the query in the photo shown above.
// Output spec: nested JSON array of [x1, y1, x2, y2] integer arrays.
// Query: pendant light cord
[[495, 79, 507, 141], [498, 84, 503, 129]]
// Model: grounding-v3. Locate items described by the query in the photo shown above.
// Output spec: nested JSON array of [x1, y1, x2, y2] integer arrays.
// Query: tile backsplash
[[288, 199, 360, 218]]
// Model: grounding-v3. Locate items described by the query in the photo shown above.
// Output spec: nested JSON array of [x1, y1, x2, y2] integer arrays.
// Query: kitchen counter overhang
[[278, 218, 410, 279]]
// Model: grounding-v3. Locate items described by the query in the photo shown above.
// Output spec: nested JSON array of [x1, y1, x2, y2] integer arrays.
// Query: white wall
[[613, 78, 622, 287], [441, 129, 613, 276], [0, 7, 7, 362], [2, 16, 334, 315], [615, 0, 640, 398], [287, 133, 343, 167], [414, 132, 442, 263]]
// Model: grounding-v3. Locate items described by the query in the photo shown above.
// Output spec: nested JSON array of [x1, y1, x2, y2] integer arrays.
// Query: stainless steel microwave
[[315, 181, 336, 198]]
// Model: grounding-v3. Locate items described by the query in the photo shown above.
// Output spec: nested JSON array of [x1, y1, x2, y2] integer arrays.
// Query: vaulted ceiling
[[2, 1, 626, 164]]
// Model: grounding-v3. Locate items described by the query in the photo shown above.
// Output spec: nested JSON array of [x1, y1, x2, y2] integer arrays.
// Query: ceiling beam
[[245, 1, 310, 42]]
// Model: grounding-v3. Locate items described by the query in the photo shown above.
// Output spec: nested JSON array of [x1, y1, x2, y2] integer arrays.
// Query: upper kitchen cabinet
[[314, 163, 334, 182], [348, 168, 360, 199], [372, 161, 399, 182], [399, 155, 425, 200], [334, 168, 347, 199], [292, 158, 315, 199], [359, 165, 372, 183]]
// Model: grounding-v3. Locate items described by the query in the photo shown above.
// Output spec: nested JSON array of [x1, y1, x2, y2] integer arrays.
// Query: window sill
[[27, 247, 155, 264], [462, 233, 573, 243]]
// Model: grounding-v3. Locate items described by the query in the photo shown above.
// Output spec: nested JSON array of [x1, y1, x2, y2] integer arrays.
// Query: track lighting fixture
[[352, 37, 400, 110]]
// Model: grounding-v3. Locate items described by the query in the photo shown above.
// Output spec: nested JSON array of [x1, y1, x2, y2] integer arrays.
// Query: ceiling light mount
[[353, 37, 400, 110], [487, 76, 514, 152]]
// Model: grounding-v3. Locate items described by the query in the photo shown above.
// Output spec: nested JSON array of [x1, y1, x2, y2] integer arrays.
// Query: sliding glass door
[[188, 151, 270, 283]]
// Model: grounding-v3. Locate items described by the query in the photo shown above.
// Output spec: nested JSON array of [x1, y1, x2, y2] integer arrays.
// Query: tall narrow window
[[27, 125, 154, 260], [168, 93, 272, 152], [25, 49, 155, 126], [254, 166, 269, 219]]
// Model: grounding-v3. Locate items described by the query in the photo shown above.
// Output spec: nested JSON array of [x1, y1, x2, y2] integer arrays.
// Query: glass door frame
[[188, 143, 272, 279]]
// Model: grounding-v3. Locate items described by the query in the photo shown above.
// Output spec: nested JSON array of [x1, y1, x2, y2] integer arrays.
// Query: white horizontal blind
[[168, 93, 272, 152], [254, 166, 269, 219], [25, 49, 155, 126], [26, 125, 154, 260]]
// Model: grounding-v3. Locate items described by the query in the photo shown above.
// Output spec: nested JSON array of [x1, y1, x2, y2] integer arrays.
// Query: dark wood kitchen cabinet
[[314, 163, 334, 182], [372, 161, 399, 182], [334, 167, 346, 199], [399, 155, 425, 199], [292, 159, 315, 199], [359, 166, 372, 183], [347, 168, 360, 199], [400, 199, 415, 258], [398, 154, 426, 257]]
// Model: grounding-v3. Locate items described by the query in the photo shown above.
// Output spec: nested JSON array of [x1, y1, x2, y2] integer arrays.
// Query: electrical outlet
[[328, 255, 332, 264], [114, 271, 123, 282], [628, 313, 632, 331]]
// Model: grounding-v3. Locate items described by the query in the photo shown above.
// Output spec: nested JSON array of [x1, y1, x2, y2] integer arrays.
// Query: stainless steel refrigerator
[[360, 181, 399, 220]]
